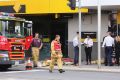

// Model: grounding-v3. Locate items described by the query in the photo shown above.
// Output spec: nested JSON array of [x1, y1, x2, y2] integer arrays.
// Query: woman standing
[[84, 35, 93, 65], [115, 36, 120, 66]]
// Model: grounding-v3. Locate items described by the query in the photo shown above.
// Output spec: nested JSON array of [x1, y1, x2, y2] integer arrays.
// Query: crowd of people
[[73, 31, 120, 66], [29, 31, 120, 73], [102, 32, 120, 66]]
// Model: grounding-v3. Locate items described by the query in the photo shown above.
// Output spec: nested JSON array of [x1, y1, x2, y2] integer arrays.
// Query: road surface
[[0, 66, 119, 80]]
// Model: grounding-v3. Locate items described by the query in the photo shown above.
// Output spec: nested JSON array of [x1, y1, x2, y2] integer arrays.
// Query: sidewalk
[[40, 65, 120, 73]]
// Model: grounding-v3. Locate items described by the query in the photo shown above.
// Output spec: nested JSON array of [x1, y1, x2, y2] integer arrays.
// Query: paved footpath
[[41, 65, 120, 73]]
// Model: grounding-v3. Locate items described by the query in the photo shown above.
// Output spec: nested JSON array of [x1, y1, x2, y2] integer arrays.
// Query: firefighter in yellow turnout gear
[[49, 35, 65, 73]]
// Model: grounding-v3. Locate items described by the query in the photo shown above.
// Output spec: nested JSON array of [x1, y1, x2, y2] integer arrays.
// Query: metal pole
[[22, 22, 24, 36], [97, 0, 101, 68], [78, 0, 82, 66]]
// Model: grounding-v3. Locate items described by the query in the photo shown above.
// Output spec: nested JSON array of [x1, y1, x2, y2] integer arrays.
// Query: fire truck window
[[5, 21, 16, 38], [15, 22, 20, 34], [24, 26, 27, 36], [15, 22, 24, 37], [8, 21, 15, 33], [20, 22, 24, 36], [24, 23, 32, 36]]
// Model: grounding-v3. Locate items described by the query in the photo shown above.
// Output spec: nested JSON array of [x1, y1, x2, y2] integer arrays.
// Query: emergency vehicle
[[0, 12, 33, 70]]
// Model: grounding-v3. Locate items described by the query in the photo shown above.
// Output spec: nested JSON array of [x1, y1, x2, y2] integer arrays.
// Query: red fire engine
[[0, 12, 33, 70]]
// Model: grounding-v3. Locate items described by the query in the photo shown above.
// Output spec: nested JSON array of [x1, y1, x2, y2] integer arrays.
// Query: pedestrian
[[115, 36, 120, 66], [31, 33, 43, 68], [102, 34, 107, 66], [84, 35, 93, 65], [73, 32, 79, 66], [49, 35, 65, 73], [102, 32, 114, 66]]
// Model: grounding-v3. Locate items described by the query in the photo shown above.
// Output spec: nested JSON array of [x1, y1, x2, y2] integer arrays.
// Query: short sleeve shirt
[[32, 38, 42, 48]]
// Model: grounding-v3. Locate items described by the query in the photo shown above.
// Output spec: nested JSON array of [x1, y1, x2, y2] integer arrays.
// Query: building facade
[[0, 0, 120, 61]]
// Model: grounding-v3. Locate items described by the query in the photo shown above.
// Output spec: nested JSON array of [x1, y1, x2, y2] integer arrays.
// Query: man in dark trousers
[[102, 32, 114, 66], [73, 32, 79, 66]]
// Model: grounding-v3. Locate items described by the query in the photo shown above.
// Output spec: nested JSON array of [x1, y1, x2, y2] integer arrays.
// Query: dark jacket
[[115, 40, 120, 54]]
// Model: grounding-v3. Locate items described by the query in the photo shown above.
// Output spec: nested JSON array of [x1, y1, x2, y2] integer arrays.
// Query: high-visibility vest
[[53, 40, 61, 51]]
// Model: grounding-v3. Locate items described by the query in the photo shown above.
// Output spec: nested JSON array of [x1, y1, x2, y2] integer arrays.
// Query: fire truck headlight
[[0, 57, 9, 61], [3, 57, 9, 61]]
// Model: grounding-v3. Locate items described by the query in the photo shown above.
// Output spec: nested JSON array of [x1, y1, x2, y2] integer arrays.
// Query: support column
[[78, 0, 82, 66], [97, 0, 101, 68]]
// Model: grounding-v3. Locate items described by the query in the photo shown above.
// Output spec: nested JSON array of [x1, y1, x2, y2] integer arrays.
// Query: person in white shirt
[[102, 32, 114, 66], [84, 35, 93, 65], [73, 32, 79, 66]]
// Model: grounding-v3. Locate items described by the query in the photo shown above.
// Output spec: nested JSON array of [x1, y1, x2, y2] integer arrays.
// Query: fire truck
[[0, 12, 33, 70]]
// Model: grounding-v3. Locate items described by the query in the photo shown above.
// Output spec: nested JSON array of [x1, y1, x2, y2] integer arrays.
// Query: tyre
[[0, 64, 12, 71]]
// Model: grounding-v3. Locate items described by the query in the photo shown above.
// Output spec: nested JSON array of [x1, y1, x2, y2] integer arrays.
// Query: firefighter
[[49, 35, 65, 73], [31, 33, 43, 67]]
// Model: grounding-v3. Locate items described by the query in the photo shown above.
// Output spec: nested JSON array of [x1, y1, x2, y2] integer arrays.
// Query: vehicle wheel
[[0, 65, 12, 71]]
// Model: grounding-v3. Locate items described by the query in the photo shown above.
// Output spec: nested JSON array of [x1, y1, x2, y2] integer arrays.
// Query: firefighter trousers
[[32, 47, 40, 66], [50, 52, 63, 70]]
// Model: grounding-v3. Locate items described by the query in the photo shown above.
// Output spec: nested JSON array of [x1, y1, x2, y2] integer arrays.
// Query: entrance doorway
[[17, 14, 68, 58], [51, 20, 68, 57]]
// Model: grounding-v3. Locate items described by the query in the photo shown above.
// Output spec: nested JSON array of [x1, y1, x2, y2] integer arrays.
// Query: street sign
[[13, 1, 21, 13], [0, 0, 25, 13]]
